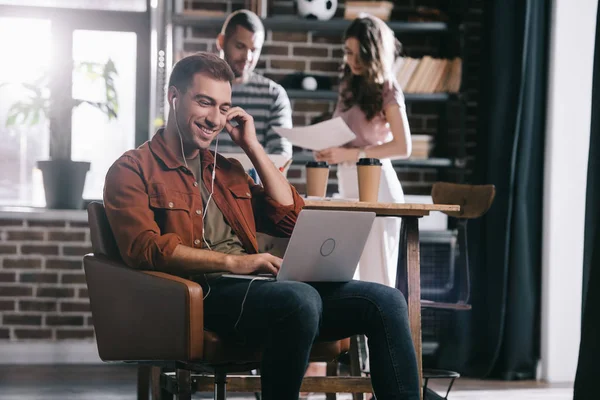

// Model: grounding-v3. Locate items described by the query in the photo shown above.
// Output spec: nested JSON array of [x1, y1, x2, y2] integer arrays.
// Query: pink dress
[[333, 79, 407, 287]]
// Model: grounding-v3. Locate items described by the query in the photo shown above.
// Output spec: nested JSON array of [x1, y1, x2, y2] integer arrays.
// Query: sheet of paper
[[224, 153, 291, 171], [272, 117, 356, 151]]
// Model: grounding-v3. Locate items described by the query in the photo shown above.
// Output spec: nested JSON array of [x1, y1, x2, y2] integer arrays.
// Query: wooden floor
[[0, 365, 573, 400]]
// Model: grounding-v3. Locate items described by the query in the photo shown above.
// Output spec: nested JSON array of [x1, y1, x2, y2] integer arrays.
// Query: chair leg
[[138, 365, 151, 400], [349, 336, 364, 400], [326, 361, 338, 400], [214, 369, 227, 400], [176, 369, 191, 400]]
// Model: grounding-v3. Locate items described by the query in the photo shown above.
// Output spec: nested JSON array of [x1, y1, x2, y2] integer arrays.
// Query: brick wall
[[181, 0, 484, 195], [0, 216, 93, 341]]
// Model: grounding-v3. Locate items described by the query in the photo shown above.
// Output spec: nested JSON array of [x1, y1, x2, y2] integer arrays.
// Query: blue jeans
[[203, 278, 420, 400]]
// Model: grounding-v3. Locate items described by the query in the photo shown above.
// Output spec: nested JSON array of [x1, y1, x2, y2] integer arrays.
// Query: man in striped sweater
[[216, 9, 293, 163]]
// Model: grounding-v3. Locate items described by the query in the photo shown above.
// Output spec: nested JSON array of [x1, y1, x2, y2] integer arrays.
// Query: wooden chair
[[83, 202, 372, 399], [397, 182, 496, 398]]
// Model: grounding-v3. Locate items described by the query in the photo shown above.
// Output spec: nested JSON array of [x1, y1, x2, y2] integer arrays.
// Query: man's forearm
[[159, 244, 233, 275], [244, 144, 294, 205]]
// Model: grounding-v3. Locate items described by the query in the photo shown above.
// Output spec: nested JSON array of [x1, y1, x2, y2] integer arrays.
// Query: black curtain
[[574, 3, 600, 398], [436, 0, 550, 379]]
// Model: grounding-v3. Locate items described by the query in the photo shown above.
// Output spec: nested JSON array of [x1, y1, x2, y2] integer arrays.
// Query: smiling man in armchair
[[102, 52, 420, 400]]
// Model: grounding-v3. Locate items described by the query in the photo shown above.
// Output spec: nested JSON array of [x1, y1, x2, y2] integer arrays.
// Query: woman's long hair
[[339, 15, 402, 121]]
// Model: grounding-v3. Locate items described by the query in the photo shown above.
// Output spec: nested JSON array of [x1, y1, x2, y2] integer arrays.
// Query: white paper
[[224, 153, 291, 171], [272, 117, 356, 151]]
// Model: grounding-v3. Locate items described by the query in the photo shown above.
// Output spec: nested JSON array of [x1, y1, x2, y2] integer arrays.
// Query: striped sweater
[[215, 72, 293, 159]]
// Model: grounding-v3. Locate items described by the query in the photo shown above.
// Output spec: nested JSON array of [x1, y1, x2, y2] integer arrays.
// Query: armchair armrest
[[83, 255, 204, 362]]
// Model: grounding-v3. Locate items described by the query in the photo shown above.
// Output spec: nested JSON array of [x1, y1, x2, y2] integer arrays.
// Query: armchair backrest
[[87, 201, 121, 261]]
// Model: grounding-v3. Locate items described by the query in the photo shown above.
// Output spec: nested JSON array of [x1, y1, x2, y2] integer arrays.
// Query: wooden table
[[303, 199, 461, 399]]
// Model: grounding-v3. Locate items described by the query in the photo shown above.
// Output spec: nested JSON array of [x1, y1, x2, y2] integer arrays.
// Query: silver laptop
[[221, 209, 376, 282]]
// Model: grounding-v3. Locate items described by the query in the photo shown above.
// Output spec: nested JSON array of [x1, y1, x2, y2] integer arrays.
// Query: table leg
[[397, 217, 423, 399]]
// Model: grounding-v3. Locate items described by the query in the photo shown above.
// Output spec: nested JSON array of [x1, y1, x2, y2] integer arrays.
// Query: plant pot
[[37, 160, 91, 210]]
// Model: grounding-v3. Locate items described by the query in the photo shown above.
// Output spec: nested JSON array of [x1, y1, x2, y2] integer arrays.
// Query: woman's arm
[[361, 103, 412, 160]]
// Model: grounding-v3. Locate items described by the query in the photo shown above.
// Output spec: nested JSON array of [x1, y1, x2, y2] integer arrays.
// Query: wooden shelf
[[286, 90, 456, 102], [172, 14, 449, 34]]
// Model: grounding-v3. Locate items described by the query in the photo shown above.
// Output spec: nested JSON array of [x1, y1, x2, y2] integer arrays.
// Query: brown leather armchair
[[83, 202, 368, 400]]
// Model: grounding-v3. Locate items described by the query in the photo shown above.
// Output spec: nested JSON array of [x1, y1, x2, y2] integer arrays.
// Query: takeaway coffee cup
[[305, 161, 329, 197], [356, 158, 382, 202]]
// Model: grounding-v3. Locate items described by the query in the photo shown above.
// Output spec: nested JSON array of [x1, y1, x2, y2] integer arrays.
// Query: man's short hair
[[168, 52, 234, 92], [221, 9, 264, 38]]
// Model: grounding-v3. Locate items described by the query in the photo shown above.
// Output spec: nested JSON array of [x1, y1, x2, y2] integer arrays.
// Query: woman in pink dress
[[315, 14, 412, 287]]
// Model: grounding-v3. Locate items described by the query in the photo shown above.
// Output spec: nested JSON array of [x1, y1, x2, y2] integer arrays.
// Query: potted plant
[[2, 59, 118, 209]]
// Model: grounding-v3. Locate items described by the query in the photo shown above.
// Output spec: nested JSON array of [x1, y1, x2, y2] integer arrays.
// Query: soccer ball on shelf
[[296, 0, 338, 21]]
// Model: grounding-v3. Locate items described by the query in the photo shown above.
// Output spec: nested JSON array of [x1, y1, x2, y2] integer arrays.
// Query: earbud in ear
[[172, 97, 178, 110]]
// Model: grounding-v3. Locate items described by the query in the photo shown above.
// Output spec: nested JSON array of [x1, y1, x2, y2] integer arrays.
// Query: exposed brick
[[21, 245, 59, 255], [46, 259, 83, 270], [310, 61, 341, 73], [87, 315, 94, 326], [0, 286, 33, 297], [269, 59, 306, 70], [62, 246, 92, 256], [287, 168, 301, 179], [0, 328, 9, 339], [0, 219, 24, 226], [3, 314, 42, 326], [271, 32, 308, 42], [0, 245, 17, 254], [20, 272, 58, 284], [5, 231, 45, 241], [37, 287, 75, 298], [331, 48, 344, 59], [263, 73, 287, 83], [293, 46, 328, 58], [60, 301, 90, 313], [0, 300, 15, 311], [61, 273, 86, 284], [262, 44, 289, 56], [293, 101, 330, 113], [397, 171, 422, 181], [2, 258, 42, 269], [46, 315, 84, 326], [190, 27, 219, 39], [47, 231, 86, 242], [0, 272, 16, 282], [292, 115, 307, 126], [78, 288, 89, 299], [14, 329, 52, 339], [311, 33, 340, 45], [27, 220, 66, 228], [19, 300, 57, 312], [68, 221, 89, 228], [56, 329, 95, 340]]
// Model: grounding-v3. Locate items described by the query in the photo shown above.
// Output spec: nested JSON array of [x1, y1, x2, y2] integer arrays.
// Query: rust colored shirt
[[103, 129, 304, 271]]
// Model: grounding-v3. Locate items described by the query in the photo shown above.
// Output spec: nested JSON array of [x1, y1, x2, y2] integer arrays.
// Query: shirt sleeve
[[383, 79, 406, 109], [264, 83, 293, 159], [248, 174, 305, 237], [103, 156, 182, 270]]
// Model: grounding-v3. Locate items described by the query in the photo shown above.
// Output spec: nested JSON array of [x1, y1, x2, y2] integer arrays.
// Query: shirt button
[[194, 239, 201, 246], [168, 202, 174, 208], [193, 182, 198, 187], [196, 209, 202, 215]]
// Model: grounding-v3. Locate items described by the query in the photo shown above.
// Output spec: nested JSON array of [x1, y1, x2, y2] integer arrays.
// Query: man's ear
[[216, 33, 225, 52], [167, 86, 178, 109]]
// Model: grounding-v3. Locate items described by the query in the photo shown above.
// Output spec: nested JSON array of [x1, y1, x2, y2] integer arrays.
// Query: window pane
[[0, 17, 51, 206], [71, 30, 137, 200], [0, 0, 146, 11]]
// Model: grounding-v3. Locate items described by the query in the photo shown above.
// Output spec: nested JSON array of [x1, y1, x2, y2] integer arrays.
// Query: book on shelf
[[409, 134, 434, 159], [396, 56, 462, 94]]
